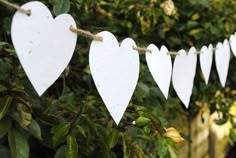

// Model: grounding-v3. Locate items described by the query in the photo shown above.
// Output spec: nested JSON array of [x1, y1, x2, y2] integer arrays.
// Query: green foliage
[[66, 135, 78, 158], [53, 0, 70, 16], [8, 129, 29, 158], [0, 0, 236, 157]]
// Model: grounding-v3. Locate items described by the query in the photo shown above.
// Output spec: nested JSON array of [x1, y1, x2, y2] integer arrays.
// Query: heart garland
[[11, 1, 77, 96], [215, 39, 231, 87], [8, 1, 236, 123], [89, 31, 139, 125], [146, 44, 172, 99], [200, 44, 213, 85], [172, 47, 197, 108]]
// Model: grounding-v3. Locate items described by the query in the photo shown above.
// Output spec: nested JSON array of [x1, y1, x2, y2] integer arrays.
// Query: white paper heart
[[146, 44, 172, 99], [230, 34, 236, 57], [215, 39, 231, 87], [11, 1, 77, 96], [89, 31, 139, 125], [172, 47, 197, 108], [200, 44, 213, 85]]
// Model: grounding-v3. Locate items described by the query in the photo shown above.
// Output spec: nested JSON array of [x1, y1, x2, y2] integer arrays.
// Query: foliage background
[[1, 0, 236, 157]]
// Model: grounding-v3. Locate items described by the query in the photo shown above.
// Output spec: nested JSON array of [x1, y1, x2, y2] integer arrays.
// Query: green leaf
[[230, 128, 236, 142], [17, 103, 32, 129], [28, 119, 42, 140], [55, 145, 66, 158], [0, 117, 12, 138], [145, 113, 165, 134], [214, 118, 228, 125], [0, 42, 8, 49], [129, 143, 145, 158], [52, 122, 70, 147], [8, 129, 29, 158], [0, 59, 12, 80], [122, 135, 130, 158], [53, 0, 70, 16], [167, 145, 178, 158], [134, 82, 150, 101], [133, 116, 151, 128], [76, 124, 86, 137], [66, 135, 78, 158], [230, 117, 236, 128], [157, 136, 168, 158], [143, 124, 151, 135], [0, 96, 13, 120], [0, 84, 7, 92], [108, 130, 119, 149]]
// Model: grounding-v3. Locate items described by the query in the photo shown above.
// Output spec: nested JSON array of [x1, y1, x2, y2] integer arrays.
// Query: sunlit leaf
[[108, 130, 119, 149], [66, 135, 78, 158], [52, 122, 70, 147]]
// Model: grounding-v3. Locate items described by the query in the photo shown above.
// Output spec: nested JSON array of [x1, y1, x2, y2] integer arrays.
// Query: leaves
[[8, 129, 29, 158], [55, 145, 66, 158], [17, 103, 32, 129], [229, 128, 236, 142], [0, 96, 13, 120], [76, 124, 86, 137], [108, 130, 119, 149], [133, 116, 151, 128], [52, 122, 70, 147], [66, 135, 78, 158], [53, 0, 70, 16], [167, 145, 178, 158], [0, 117, 12, 138], [157, 136, 168, 158], [129, 143, 145, 158], [214, 118, 228, 125], [28, 119, 42, 140], [0, 59, 12, 80], [164, 127, 184, 143]]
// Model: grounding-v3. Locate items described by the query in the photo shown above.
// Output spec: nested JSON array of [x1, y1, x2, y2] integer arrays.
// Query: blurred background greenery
[[1, 0, 236, 157]]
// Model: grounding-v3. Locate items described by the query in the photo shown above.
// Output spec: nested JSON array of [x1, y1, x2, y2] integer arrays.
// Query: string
[[133, 46, 152, 53], [70, 26, 218, 55], [0, 0, 31, 15], [70, 26, 153, 53], [167, 51, 179, 55], [70, 26, 103, 42]]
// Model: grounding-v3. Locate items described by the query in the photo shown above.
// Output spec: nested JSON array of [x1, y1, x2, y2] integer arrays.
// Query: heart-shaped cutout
[[200, 44, 213, 85], [11, 1, 77, 96], [146, 44, 172, 99], [215, 39, 230, 87], [89, 31, 139, 125], [230, 34, 236, 57], [172, 47, 197, 108]]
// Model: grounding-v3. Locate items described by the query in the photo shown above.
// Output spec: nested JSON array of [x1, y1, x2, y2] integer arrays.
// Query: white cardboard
[[215, 39, 230, 87], [89, 31, 139, 125], [172, 47, 197, 108], [11, 1, 77, 96], [200, 44, 213, 85], [146, 44, 172, 99]]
